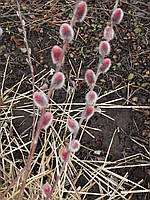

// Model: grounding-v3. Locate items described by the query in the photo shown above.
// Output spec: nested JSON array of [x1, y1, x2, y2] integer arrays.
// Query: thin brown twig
[[14, 0, 36, 198], [15, 0, 36, 141]]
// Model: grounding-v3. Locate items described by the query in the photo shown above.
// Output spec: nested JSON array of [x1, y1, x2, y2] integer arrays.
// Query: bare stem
[[15, 0, 36, 140], [114, 0, 119, 11]]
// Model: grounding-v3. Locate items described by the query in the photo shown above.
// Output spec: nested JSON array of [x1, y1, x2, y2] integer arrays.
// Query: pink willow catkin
[[42, 1, 124, 198]]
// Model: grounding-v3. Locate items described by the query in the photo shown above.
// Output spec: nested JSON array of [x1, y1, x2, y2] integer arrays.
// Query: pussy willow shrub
[[15, 1, 124, 199], [40, 1, 124, 198]]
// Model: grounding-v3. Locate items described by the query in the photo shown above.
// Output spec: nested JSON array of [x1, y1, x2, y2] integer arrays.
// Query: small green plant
[[134, 27, 142, 34], [128, 73, 134, 80]]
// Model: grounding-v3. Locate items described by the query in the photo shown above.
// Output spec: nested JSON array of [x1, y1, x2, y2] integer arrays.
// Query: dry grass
[[0, 61, 150, 199]]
